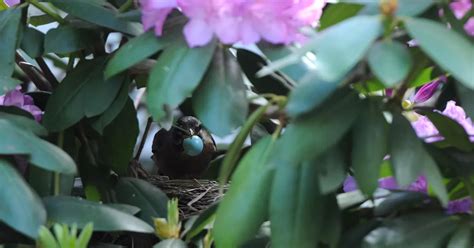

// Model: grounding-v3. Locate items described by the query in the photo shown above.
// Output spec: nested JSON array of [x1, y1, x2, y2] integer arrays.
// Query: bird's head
[[172, 116, 205, 156]]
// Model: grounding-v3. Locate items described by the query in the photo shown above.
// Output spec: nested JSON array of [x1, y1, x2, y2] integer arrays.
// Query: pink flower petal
[[183, 19, 214, 47], [450, 0, 472, 19], [464, 17, 474, 36]]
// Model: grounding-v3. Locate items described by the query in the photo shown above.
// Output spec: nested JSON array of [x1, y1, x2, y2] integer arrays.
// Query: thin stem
[[27, 0, 67, 25], [36, 57, 59, 88], [118, 0, 133, 12], [15, 52, 52, 91], [134, 117, 153, 160]]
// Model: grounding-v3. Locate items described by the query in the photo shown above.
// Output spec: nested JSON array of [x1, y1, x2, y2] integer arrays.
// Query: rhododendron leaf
[[0, 8, 21, 78], [43, 57, 125, 132], [319, 3, 364, 30], [91, 80, 129, 134], [0, 76, 21, 95], [214, 137, 275, 248], [352, 99, 388, 195], [0, 159, 46, 238], [457, 84, 474, 119], [405, 18, 474, 89], [424, 111, 472, 151], [193, 47, 248, 137], [44, 26, 98, 54], [270, 161, 326, 248], [43, 196, 154, 233], [20, 27, 44, 58], [368, 40, 412, 87], [105, 31, 176, 79], [147, 38, 216, 123], [46, 0, 141, 35]]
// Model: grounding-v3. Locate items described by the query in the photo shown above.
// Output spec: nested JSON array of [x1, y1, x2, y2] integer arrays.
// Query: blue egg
[[183, 135, 204, 156]]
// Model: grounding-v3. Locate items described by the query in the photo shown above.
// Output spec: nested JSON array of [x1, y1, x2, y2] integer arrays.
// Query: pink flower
[[4, 0, 19, 6], [139, 0, 177, 36], [412, 76, 446, 104], [412, 101, 474, 142], [140, 0, 326, 47], [447, 197, 472, 214], [0, 87, 43, 122], [449, 0, 472, 19], [464, 17, 474, 36]]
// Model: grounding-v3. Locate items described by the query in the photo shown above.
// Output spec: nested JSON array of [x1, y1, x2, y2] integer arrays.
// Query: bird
[[151, 116, 217, 179]]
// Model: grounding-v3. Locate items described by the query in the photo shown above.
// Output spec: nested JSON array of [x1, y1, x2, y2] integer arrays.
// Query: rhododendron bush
[[0, 0, 473, 247]]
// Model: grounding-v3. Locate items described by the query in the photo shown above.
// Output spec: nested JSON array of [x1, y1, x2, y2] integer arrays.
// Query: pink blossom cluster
[[449, 0, 474, 36], [140, 0, 326, 47], [0, 87, 43, 122]]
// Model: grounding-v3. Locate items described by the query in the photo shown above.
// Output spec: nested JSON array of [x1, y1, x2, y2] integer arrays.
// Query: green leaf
[[193, 47, 248, 137], [214, 137, 275, 248], [404, 18, 474, 89], [457, 84, 474, 119], [21, 27, 44, 58], [357, 0, 434, 16], [363, 213, 458, 248], [114, 178, 169, 225], [106, 203, 141, 216], [311, 15, 381, 81], [44, 26, 97, 54], [0, 76, 21, 95], [76, 223, 93, 248], [0, 159, 46, 238], [47, 0, 140, 35], [105, 31, 174, 79], [424, 111, 472, 151], [271, 89, 362, 164], [100, 98, 138, 176], [0, 111, 47, 136], [185, 204, 217, 241], [43, 196, 154, 233], [319, 196, 341, 247], [43, 57, 125, 132], [313, 146, 346, 194], [352, 99, 387, 195], [374, 191, 428, 216], [447, 224, 471, 248], [368, 40, 412, 87], [38, 226, 60, 248], [0, 8, 21, 77], [408, 67, 433, 88], [91, 80, 129, 134], [389, 113, 448, 205], [147, 38, 216, 122], [270, 162, 326, 248], [286, 74, 339, 117], [0, 119, 77, 174], [0, 1, 8, 9], [319, 3, 364, 30], [153, 239, 187, 248]]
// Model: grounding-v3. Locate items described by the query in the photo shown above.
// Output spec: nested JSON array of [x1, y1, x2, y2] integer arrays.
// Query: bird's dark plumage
[[152, 116, 216, 179]]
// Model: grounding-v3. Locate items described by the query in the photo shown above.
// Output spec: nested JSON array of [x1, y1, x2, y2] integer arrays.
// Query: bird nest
[[147, 175, 229, 219]]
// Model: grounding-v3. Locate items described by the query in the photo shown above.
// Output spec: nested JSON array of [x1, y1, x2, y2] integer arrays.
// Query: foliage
[[0, 0, 473, 247]]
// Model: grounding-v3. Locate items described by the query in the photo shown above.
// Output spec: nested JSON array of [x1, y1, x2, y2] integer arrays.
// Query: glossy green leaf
[[100, 98, 138, 176], [44, 26, 97, 54], [0, 119, 77, 174], [405, 18, 474, 89], [319, 3, 363, 30], [185, 204, 217, 241], [0, 76, 21, 95], [389, 113, 448, 205], [214, 137, 275, 248], [43, 196, 154, 233], [91, 80, 129, 134], [271, 89, 362, 164], [38, 226, 60, 248], [0, 8, 21, 78], [76, 223, 94, 248], [447, 224, 471, 248], [408, 67, 433, 88], [352, 99, 387, 195], [193, 47, 248, 137], [106, 203, 141, 216], [286, 74, 339, 117], [43, 57, 125, 132], [363, 213, 458, 248], [368, 40, 412, 87], [114, 178, 169, 225], [313, 146, 346, 194], [21, 27, 44, 58], [0, 159, 46, 238], [105, 31, 175, 79], [147, 38, 216, 122], [153, 239, 187, 248], [47, 0, 140, 35], [270, 162, 325, 248], [312, 15, 381, 81], [0, 111, 47, 136], [319, 196, 341, 247], [425, 111, 472, 151]]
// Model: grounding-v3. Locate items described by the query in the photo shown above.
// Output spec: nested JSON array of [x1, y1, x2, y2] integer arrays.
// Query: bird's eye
[[183, 135, 204, 156]]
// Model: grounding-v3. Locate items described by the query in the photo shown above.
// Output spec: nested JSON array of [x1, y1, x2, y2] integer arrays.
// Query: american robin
[[151, 116, 216, 178]]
